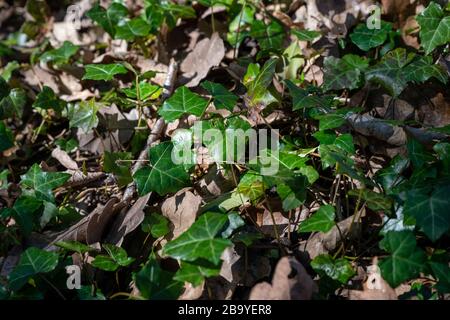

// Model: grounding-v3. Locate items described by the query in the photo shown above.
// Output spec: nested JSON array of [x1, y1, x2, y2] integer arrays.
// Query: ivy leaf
[[311, 254, 354, 284], [91, 244, 134, 271], [285, 80, 333, 110], [121, 81, 161, 100], [174, 260, 221, 287], [350, 21, 392, 51], [404, 185, 450, 242], [430, 262, 450, 293], [103, 151, 132, 187], [8, 247, 59, 291], [323, 54, 368, 91], [250, 19, 284, 51], [158, 86, 208, 122], [244, 57, 278, 106], [1, 61, 20, 82], [0, 169, 9, 190], [348, 189, 393, 213], [82, 63, 128, 81], [163, 212, 232, 264], [133, 141, 190, 196], [32, 86, 66, 112], [67, 99, 101, 132], [365, 48, 415, 97], [20, 164, 71, 202], [9, 195, 42, 236], [40, 41, 79, 65], [299, 205, 335, 233], [0, 77, 26, 119], [142, 213, 170, 238], [292, 29, 321, 42], [134, 253, 183, 300], [115, 17, 151, 41], [201, 81, 238, 111], [404, 55, 448, 85], [379, 231, 426, 287], [86, 2, 128, 37], [0, 121, 13, 152], [416, 2, 450, 55], [237, 173, 266, 201]]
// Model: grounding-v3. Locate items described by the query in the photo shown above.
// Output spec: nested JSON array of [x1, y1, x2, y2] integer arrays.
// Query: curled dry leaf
[[249, 256, 317, 300], [179, 32, 225, 87], [51, 147, 79, 170]]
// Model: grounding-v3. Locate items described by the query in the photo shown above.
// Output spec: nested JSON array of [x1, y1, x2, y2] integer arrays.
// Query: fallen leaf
[[249, 256, 317, 300], [179, 32, 225, 87]]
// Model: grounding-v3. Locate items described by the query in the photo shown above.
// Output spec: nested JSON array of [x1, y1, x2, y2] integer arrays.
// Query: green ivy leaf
[[0, 169, 8, 190], [237, 173, 266, 201], [291, 29, 321, 42], [86, 2, 128, 37], [9, 195, 42, 236], [91, 244, 134, 271], [174, 260, 221, 287], [201, 81, 238, 111], [103, 151, 132, 187], [121, 81, 161, 100], [1, 61, 20, 82], [244, 57, 278, 106], [20, 163, 71, 202], [417, 2, 450, 55], [133, 141, 190, 196], [379, 231, 426, 287], [430, 262, 450, 293], [311, 254, 354, 284], [142, 213, 170, 238], [40, 41, 79, 65], [163, 212, 232, 264], [8, 247, 59, 291], [285, 80, 333, 110], [115, 17, 151, 41], [350, 21, 392, 51], [404, 185, 450, 242], [82, 63, 128, 81], [299, 205, 335, 233], [0, 121, 13, 152], [158, 86, 209, 122], [250, 19, 285, 51], [67, 99, 101, 132], [348, 189, 393, 213], [365, 48, 414, 97], [134, 253, 183, 300], [0, 77, 26, 119], [404, 55, 448, 85], [32, 86, 66, 112], [323, 54, 368, 91]]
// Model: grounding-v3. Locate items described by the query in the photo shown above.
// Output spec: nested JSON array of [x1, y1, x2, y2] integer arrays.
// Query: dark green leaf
[[86, 2, 128, 37], [0, 121, 13, 152], [158, 86, 208, 122], [32, 86, 66, 112], [82, 63, 128, 81], [115, 18, 151, 41], [299, 205, 335, 233], [416, 2, 450, 55], [311, 254, 354, 284], [350, 21, 392, 51], [8, 247, 59, 291], [163, 212, 232, 264], [201, 81, 238, 111], [142, 214, 170, 238], [379, 231, 426, 287], [292, 29, 321, 42], [250, 20, 284, 51], [323, 54, 368, 91], [133, 141, 190, 196], [56, 241, 93, 254], [174, 260, 220, 287], [40, 41, 79, 65], [67, 99, 101, 132]]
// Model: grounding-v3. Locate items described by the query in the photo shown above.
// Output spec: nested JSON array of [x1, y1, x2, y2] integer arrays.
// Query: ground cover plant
[[0, 0, 450, 300]]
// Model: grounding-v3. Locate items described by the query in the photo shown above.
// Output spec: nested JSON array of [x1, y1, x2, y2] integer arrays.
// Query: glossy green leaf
[[323, 54, 368, 91], [8, 247, 59, 291], [9, 195, 42, 236], [379, 231, 426, 287], [311, 254, 354, 284], [417, 2, 450, 55], [1, 61, 20, 81], [404, 185, 450, 241], [67, 99, 101, 132], [299, 205, 335, 233], [0, 79, 26, 119], [32, 86, 66, 112], [0, 121, 13, 152], [121, 81, 161, 100], [20, 164, 70, 202], [86, 2, 128, 37], [91, 244, 134, 271], [430, 262, 450, 293], [201, 81, 238, 111], [115, 17, 151, 41], [133, 141, 190, 196], [163, 212, 232, 264], [350, 21, 392, 51], [244, 57, 278, 106], [174, 260, 220, 287], [40, 41, 79, 65], [142, 213, 170, 238], [134, 253, 183, 300], [158, 86, 209, 122], [250, 19, 284, 51], [82, 63, 128, 81], [285, 80, 333, 110], [237, 173, 265, 201]]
